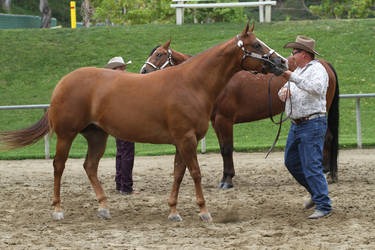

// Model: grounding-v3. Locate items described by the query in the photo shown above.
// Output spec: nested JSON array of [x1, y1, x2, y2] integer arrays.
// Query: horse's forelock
[[149, 45, 161, 57]]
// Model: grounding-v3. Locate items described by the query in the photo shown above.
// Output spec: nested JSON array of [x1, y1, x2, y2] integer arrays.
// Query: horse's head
[[140, 40, 174, 74], [236, 22, 288, 76]]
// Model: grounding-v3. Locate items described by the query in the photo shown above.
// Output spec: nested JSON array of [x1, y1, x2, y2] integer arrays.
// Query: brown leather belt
[[291, 113, 326, 125]]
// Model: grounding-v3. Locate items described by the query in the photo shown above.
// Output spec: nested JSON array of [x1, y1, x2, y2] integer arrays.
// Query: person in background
[[278, 36, 332, 219], [104, 56, 139, 195]]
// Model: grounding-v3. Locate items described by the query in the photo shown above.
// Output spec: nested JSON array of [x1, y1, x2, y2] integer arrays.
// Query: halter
[[141, 48, 175, 71], [236, 35, 288, 73]]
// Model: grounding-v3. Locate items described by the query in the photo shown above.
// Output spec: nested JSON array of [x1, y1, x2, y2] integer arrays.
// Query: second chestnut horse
[[141, 40, 339, 189]]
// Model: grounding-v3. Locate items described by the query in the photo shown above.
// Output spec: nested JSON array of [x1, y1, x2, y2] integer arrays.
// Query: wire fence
[[1, 93, 375, 158]]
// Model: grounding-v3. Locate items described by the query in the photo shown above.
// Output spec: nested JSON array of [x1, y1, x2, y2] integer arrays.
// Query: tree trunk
[[2, 0, 11, 12], [40, 0, 52, 28], [81, 0, 94, 28]]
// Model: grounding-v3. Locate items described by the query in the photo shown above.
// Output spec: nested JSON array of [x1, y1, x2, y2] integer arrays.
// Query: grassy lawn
[[0, 19, 374, 159]]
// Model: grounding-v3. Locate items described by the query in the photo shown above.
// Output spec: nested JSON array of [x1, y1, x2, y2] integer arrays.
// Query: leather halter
[[236, 35, 275, 71], [236, 35, 288, 75], [142, 49, 175, 71]]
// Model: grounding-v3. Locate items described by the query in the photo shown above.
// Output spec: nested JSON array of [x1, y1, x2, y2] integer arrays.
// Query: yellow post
[[70, 1, 77, 29]]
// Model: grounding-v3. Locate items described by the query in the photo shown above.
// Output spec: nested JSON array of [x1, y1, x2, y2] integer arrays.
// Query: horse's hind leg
[[81, 125, 110, 219], [52, 134, 76, 220], [213, 115, 235, 189], [168, 148, 187, 221]]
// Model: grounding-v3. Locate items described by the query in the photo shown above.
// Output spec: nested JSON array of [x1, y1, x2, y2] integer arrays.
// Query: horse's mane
[[149, 45, 161, 56]]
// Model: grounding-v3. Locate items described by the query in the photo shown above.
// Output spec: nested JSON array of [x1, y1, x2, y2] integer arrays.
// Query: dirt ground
[[0, 148, 374, 249]]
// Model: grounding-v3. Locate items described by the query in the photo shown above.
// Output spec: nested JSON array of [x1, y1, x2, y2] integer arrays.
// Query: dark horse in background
[[141, 40, 339, 188], [0, 23, 287, 222]]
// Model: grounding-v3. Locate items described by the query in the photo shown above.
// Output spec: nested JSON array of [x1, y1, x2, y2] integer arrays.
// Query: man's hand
[[279, 87, 291, 102], [281, 70, 292, 81]]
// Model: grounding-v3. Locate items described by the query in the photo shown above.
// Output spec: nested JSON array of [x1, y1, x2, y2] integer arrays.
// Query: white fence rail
[[1, 93, 374, 158], [170, 0, 277, 25], [200, 93, 375, 153]]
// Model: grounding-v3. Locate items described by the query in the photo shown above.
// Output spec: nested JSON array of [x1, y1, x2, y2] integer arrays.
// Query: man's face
[[114, 65, 126, 71], [291, 49, 305, 66]]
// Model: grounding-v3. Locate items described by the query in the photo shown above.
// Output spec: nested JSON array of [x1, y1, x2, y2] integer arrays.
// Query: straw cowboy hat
[[104, 56, 132, 69], [284, 35, 321, 56]]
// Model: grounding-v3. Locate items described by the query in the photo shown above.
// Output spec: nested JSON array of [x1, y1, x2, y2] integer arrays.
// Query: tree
[[40, 0, 51, 28], [1, 0, 11, 12], [81, 0, 94, 27]]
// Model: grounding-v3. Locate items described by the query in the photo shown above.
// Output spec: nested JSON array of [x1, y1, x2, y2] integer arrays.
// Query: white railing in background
[[339, 93, 375, 149], [200, 93, 375, 153], [170, 0, 277, 25], [1, 93, 374, 158]]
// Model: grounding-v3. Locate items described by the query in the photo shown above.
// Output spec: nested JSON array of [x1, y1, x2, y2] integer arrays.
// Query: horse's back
[[214, 71, 285, 123]]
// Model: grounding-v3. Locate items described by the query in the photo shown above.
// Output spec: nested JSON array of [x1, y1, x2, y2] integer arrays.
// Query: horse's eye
[[157, 53, 163, 57], [253, 43, 262, 50]]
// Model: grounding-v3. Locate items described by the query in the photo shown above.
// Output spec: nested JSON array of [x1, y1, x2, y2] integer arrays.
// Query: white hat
[[104, 56, 132, 69]]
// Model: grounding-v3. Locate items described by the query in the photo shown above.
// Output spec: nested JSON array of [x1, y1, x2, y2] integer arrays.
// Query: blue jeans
[[284, 117, 331, 214]]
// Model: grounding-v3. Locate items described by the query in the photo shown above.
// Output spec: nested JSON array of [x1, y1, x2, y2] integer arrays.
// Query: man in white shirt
[[278, 36, 332, 219]]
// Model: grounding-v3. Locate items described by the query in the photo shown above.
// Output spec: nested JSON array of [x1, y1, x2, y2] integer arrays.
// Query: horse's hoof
[[222, 183, 234, 189], [218, 182, 224, 189], [53, 212, 64, 220], [199, 212, 212, 222], [98, 208, 111, 220], [168, 214, 182, 222]]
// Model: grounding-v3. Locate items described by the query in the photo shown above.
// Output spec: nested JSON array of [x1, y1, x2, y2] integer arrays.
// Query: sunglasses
[[291, 50, 302, 56]]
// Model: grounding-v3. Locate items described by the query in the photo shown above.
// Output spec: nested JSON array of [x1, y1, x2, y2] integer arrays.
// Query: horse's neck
[[172, 50, 192, 65], [184, 39, 240, 102]]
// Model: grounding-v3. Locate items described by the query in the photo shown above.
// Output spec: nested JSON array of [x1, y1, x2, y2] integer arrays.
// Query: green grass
[[0, 19, 375, 159]]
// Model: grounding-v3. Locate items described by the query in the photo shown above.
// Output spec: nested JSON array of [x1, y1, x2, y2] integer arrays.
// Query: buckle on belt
[[291, 113, 326, 125]]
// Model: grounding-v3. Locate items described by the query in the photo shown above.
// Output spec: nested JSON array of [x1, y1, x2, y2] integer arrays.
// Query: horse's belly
[[96, 119, 173, 145]]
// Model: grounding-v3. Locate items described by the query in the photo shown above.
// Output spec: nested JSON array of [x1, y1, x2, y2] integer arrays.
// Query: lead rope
[[265, 75, 292, 158]]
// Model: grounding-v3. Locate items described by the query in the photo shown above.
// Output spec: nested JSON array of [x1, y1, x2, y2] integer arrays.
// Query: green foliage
[[1, 0, 84, 27], [92, 0, 175, 24], [0, 19, 375, 159], [184, 0, 247, 24], [310, 0, 375, 18], [91, 0, 248, 25]]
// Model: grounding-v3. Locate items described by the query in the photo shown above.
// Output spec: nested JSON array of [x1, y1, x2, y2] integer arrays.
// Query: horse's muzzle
[[267, 57, 288, 76]]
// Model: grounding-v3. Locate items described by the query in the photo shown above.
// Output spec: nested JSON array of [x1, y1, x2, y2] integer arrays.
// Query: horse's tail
[[327, 62, 339, 182], [0, 109, 51, 150]]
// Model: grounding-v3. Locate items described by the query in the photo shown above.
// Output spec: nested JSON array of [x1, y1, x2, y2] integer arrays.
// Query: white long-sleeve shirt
[[278, 59, 329, 119]]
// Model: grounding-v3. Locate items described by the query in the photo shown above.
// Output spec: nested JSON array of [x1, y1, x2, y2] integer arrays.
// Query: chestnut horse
[[141, 41, 339, 189], [0, 23, 287, 222]]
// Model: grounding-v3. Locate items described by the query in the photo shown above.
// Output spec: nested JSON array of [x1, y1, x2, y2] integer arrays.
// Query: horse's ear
[[241, 21, 249, 37], [162, 40, 171, 49], [249, 21, 254, 32]]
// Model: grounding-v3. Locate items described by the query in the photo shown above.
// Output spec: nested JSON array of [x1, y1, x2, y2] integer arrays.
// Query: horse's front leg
[[175, 134, 212, 222], [168, 149, 186, 221]]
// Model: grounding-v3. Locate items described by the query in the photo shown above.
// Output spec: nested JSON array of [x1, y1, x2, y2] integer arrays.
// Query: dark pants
[[284, 117, 331, 214], [115, 138, 135, 193]]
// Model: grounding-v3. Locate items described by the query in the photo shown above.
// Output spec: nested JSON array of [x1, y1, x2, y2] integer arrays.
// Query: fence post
[[265, 5, 272, 22], [70, 1, 77, 29], [201, 137, 206, 153], [176, 1, 184, 25], [355, 98, 362, 149], [258, 0, 264, 23]]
